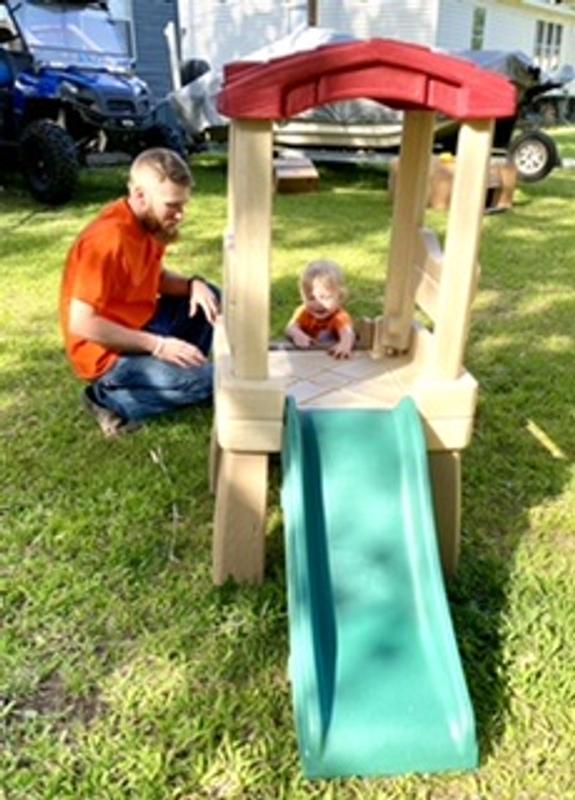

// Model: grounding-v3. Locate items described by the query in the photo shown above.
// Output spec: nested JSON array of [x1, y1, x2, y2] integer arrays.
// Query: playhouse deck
[[267, 341, 478, 452], [269, 348, 413, 408]]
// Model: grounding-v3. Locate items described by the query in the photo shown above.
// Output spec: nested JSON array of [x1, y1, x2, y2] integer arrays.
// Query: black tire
[[20, 119, 79, 205], [180, 58, 210, 87], [508, 130, 559, 183], [142, 122, 188, 159]]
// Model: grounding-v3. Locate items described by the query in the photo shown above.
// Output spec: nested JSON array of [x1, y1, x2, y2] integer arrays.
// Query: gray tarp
[[168, 26, 572, 137]]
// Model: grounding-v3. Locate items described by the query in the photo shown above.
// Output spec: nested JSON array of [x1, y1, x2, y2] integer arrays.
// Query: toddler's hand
[[330, 341, 352, 359], [292, 329, 313, 349]]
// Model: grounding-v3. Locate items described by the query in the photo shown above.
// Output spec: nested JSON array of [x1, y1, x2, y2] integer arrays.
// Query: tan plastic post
[[378, 110, 435, 354], [428, 450, 462, 578], [208, 423, 221, 495], [212, 120, 273, 585], [431, 119, 494, 379], [222, 121, 237, 335], [213, 450, 268, 585], [228, 119, 273, 380]]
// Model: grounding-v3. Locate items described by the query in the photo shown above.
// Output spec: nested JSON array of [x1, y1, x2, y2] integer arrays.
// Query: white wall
[[436, 0, 536, 54], [436, 1, 575, 67], [317, 0, 440, 44], [436, 0, 474, 50], [179, 0, 303, 68], [178, 0, 441, 68], [482, 3, 536, 53], [178, 0, 575, 77]]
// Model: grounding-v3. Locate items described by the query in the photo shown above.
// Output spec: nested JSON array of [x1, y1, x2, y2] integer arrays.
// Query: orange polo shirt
[[60, 199, 165, 380], [289, 305, 352, 341]]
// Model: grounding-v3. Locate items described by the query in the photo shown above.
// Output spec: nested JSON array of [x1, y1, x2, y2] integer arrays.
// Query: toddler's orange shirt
[[289, 305, 352, 341], [60, 199, 165, 380]]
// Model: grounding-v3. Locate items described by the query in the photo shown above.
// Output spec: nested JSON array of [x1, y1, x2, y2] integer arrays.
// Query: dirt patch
[[2, 670, 106, 732]]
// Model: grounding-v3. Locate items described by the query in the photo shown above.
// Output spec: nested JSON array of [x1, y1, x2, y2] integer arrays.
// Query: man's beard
[[140, 210, 181, 244]]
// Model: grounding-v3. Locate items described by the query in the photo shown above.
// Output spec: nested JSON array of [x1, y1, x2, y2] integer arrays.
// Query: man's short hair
[[129, 147, 193, 189]]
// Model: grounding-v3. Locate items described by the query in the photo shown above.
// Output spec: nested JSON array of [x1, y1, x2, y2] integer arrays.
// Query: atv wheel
[[20, 120, 79, 205], [508, 130, 559, 183], [143, 123, 187, 159]]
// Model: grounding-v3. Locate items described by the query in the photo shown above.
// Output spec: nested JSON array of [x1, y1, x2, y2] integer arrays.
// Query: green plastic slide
[[281, 396, 478, 779]]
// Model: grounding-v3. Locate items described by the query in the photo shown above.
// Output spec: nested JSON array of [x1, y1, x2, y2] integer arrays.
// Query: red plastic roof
[[217, 39, 517, 121]]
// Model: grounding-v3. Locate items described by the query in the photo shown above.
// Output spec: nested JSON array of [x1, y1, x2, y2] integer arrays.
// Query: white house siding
[[178, 0, 304, 68], [178, 0, 575, 77], [436, 1, 534, 52], [178, 0, 442, 67], [482, 4, 537, 53], [317, 0, 440, 44], [436, 0, 474, 50]]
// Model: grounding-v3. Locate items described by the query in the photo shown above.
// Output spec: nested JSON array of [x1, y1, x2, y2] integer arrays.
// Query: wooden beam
[[212, 451, 268, 585], [228, 120, 274, 380], [432, 120, 494, 379], [379, 110, 435, 354], [429, 451, 461, 577]]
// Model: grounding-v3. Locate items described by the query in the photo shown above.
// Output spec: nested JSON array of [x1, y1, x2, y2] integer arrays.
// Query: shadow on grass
[[447, 176, 575, 758]]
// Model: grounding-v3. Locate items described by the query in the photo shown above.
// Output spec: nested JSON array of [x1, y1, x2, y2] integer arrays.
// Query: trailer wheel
[[20, 119, 79, 205], [508, 130, 559, 183]]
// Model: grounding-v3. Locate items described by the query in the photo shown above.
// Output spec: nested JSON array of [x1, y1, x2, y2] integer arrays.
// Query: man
[[60, 147, 220, 437]]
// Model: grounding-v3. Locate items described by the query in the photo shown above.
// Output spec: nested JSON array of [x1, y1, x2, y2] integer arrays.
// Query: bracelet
[[152, 336, 166, 358]]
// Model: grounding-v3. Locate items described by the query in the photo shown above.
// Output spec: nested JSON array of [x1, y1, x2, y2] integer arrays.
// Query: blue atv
[[0, 0, 185, 204]]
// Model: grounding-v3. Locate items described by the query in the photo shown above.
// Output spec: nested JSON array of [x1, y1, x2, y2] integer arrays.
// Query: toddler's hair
[[300, 259, 348, 302]]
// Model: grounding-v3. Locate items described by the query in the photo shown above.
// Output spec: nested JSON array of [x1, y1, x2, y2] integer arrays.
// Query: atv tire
[[508, 130, 559, 183], [20, 119, 79, 205]]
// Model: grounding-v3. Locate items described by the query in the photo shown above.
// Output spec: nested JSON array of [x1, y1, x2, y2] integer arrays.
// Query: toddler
[[285, 260, 354, 359]]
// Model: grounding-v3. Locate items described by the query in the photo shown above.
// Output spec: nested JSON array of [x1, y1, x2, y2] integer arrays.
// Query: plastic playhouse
[[209, 39, 516, 779]]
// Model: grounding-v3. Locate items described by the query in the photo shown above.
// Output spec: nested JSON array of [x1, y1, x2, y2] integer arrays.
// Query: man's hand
[[189, 279, 219, 324], [154, 336, 207, 367]]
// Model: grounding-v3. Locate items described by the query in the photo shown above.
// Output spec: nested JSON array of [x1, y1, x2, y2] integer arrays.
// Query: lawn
[[1, 139, 574, 800], [548, 125, 575, 160]]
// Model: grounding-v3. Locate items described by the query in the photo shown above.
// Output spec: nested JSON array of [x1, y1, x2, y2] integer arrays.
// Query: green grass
[[1, 147, 574, 799], [550, 124, 575, 159]]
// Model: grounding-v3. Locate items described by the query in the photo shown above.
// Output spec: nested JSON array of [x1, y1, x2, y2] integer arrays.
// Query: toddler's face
[[305, 279, 341, 319]]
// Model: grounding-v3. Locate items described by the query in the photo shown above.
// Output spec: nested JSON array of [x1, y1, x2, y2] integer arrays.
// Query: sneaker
[[81, 386, 141, 438]]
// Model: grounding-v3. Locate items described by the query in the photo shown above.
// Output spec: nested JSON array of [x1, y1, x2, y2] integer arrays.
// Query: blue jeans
[[91, 288, 218, 422]]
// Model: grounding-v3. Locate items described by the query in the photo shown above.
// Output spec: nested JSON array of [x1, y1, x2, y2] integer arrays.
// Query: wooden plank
[[274, 157, 319, 193], [425, 155, 518, 211], [273, 120, 404, 149], [209, 423, 221, 495], [216, 419, 283, 452], [379, 111, 435, 354], [428, 451, 461, 577], [229, 120, 273, 380], [432, 120, 494, 379], [213, 451, 268, 585], [410, 373, 478, 418], [420, 416, 474, 451]]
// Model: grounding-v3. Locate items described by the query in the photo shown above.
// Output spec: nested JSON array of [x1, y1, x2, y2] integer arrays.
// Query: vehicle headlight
[[60, 80, 79, 96], [134, 79, 148, 95]]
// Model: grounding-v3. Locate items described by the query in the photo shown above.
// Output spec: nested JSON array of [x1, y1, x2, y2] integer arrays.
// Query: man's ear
[[130, 184, 147, 208]]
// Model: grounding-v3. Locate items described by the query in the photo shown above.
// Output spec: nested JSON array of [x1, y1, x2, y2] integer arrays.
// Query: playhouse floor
[[268, 348, 418, 409]]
